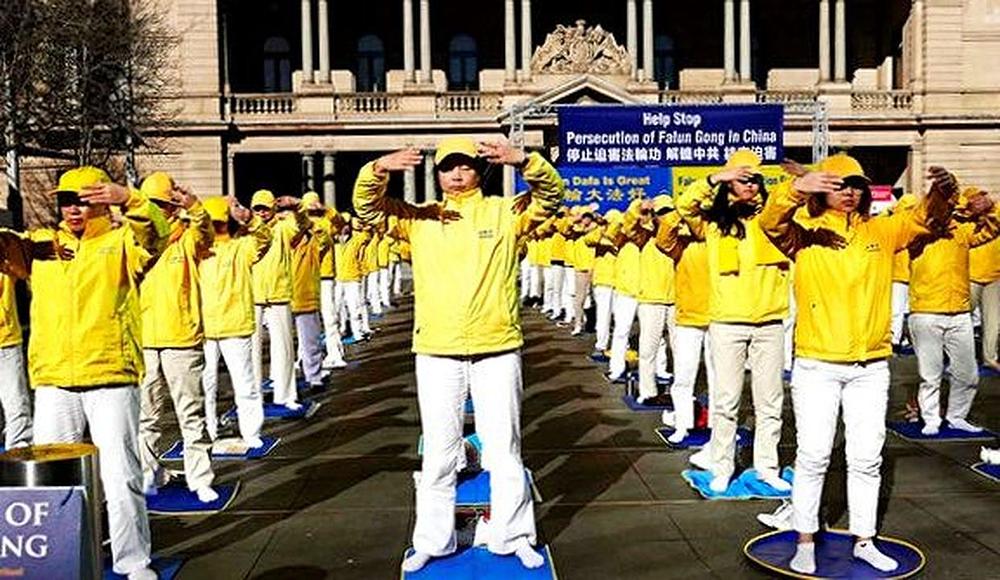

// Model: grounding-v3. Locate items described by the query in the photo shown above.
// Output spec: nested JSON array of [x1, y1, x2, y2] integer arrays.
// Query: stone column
[[302, 153, 315, 193], [424, 152, 436, 202], [503, 165, 515, 198], [419, 0, 431, 83], [300, 0, 313, 83], [819, 0, 830, 82], [404, 169, 417, 203], [505, 0, 516, 81], [642, 0, 653, 82], [627, 0, 638, 80], [739, 0, 751, 82], [322, 153, 336, 208], [403, 0, 415, 82], [724, 0, 735, 82], [226, 152, 236, 199], [520, 0, 533, 81], [317, 0, 329, 83], [911, 0, 924, 91], [834, 0, 846, 82]]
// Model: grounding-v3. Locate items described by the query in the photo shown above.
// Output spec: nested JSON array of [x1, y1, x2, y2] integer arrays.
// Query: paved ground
[[153, 297, 1000, 579]]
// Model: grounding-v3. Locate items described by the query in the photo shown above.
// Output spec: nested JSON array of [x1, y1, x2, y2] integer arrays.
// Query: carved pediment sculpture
[[530, 20, 632, 75]]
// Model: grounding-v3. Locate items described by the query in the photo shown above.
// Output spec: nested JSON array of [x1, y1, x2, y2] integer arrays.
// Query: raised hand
[[374, 148, 423, 175], [967, 190, 995, 216], [927, 166, 958, 199], [275, 195, 300, 210], [711, 167, 756, 184], [780, 158, 809, 178], [29, 240, 74, 261], [792, 172, 843, 195], [228, 195, 252, 224], [477, 140, 527, 167], [79, 183, 130, 205]]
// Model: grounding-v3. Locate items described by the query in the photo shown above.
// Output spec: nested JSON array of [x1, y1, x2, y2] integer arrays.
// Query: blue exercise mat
[[683, 467, 794, 500], [418, 433, 482, 456], [342, 335, 358, 345], [656, 375, 674, 387], [105, 556, 184, 580], [971, 461, 1000, 483], [654, 426, 753, 450], [980, 365, 1000, 378], [223, 400, 320, 422], [454, 469, 538, 506], [589, 352, 609, 363], [464, 398, 475, 415], [262, 377, 310, 393], [160, 436, 280, 461], [146, 481, 240, 515], [744, 529, 925, 579], [621, 394, 672, 411], [401, 545, 556, 579], [887, 420, 997, 442]]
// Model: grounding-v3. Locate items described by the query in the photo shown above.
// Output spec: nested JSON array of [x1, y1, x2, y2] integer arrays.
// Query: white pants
[[671, 325, 716, 431], [637, 303, 674, 400], [366, 272, 383, 315], [783, 287, 796, 371], [413, 351, 536, 556], [35, 386, 151, 575], [891, 282, 910, 345], [320, 279, 347, 367], [593, 285, 615, 352], [295, 311, 325, 385], [791, 358, 889, 539], [203, 336, 263, 442], [560, 265, 575, 321], [337, 280, 367, 339], [544, 265, 563, 315], [0, 345, 32, 448], [529, 265, 543, 299], [379, 267, 393, 309], [971, 280, 1000, 365], [708, 321, 785, 481], [519, 258, 531, 300], [910, 312, 979, 428], [252, 303, 297, 406], [392, 262, 404, 296], [609, 293, 639, 378]]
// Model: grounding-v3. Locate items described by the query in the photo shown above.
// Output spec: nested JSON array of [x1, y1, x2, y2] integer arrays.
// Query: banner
[[558, 104, 784, 167], [516, 165, 674, 212], [0, 487, 85, 580]]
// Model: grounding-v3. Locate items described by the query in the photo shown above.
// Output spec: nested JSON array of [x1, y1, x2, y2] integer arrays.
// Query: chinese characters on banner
[[516, 166, 675, 212]]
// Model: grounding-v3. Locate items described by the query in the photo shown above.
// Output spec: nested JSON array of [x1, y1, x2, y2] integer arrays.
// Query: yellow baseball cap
[[54, 166, 111, 194], [203, 196, 230, 223], [652, 194, 674, 212], [604, 209, 623, 223], [723, 149, 762, 173], [301, 191, 321, 209], [819, 153, 869, 182], [434, 136, 479, 165], [251, 189, 275, 209]]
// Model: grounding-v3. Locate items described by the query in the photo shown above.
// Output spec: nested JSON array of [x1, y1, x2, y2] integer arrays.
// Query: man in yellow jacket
[[677, 149, 791, 494], [251, 190, 312, 411], [335, 219, 373, 340], [0, 166, 169, 580], [354, 137, 564, 572], [200, 196, 271, 447], [588, 210, 620, 359], [908, 185, 999, 434], [292, 192, 332, 389], [136, 172, 218, 503], [308, 199, 349, 370], [0, 268, 31, 449], [607, 203, 643, 382], [968, 192, 1000, 372], [759, 155, 945, 575]]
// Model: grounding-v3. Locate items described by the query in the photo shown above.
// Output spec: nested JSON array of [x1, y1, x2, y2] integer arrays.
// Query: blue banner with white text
[[516, 165, 673, 213]]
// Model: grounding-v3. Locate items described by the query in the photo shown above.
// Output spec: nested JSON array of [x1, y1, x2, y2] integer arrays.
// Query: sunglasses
[[56, 192, 90, 207], [252, 205, 272, 212]]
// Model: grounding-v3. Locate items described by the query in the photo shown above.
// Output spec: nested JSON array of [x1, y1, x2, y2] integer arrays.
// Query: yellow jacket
[[677, 178, 789, 324], [313, 215, 336, 279], [588, 225, 617, 287], [574, 227, 598, 272], [7, 193, 169, 387], [891, 251, 910, 283], [292, 226, 331, 313], [759, 181, 928, 363], [362, 233, 380, 275], [0, 273, 21, 348], [970, 235, 1000, 284], [140, 202, 214, 348], [656, 216, 711, 327], [613, 241, 641, 297], [200, 218, 272, 339], [377, 236, 392, 268], [908, 219, 1000, 314], [334, 231, 368, 282], [252, 211, 310, 304], [353, 152, 564, 355], [537, 236, 552, 267], [550, 230, 567, 263]]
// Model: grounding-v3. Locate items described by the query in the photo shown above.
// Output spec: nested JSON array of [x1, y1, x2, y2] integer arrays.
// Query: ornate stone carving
[[530, 20, 632, 75]]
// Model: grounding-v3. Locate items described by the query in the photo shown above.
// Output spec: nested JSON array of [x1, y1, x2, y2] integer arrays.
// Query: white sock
[[244, 436, 264, 449], [709, 475, 729, 493], [195, 486, 219, 503], [920, 423, 939, 436], [401, 551, 432, 573], [514, 543, 545, 569], [285, 401, 303, 411], [668, 429, 688, 444], [854, 539, 898, 572], [759, 471, 792, 492], [661, 410, 675, 426], [790, 542, 816, 574]]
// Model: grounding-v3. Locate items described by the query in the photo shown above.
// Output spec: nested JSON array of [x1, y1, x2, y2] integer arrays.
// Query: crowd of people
[[0, 138, 995, 578]]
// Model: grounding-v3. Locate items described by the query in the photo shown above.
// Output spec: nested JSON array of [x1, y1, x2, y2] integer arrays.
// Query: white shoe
[[756, 500, 793, 530], [127, 568, 158, 580], [195, 486, 219, 503], [759, 471, 792, 492], [790, 542, 816, 574], [667, 429, 688, 444], [244, 436, 264, 449], [709, 475, 729, 493], [689, 447, 713, 471], [284, 401, 303, 412], [402, 551, 432, 573], [921, 423, 940, 436], [948, 418, 984, 433], [854, 539, 899, 572], [981, 447, 1000, 465], [142, 468, 169, 496], [661, 410, 675, 426]]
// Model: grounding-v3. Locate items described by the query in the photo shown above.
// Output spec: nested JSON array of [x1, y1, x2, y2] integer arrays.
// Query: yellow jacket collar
[[60, 215, 112, 240], [444, 187, 483, 207]]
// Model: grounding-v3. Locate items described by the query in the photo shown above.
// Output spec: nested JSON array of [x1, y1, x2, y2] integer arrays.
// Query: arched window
[[263, 36, 291, 92], [357, 35, 385, 92], [654, 34, 676, 90], [448, 34, 478, 90]]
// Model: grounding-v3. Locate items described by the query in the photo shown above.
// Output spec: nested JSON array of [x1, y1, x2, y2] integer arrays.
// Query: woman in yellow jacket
[[309, 203, 349, 370], [569, 206, 599, 335], [363, 226, 383, 318], [0, 166, 170, 579], [676, 149, 791, 494], [135, 172, 218, 503], [200, 196, 270, 446], [969, 194, 1000, 372], [0, 267, 31, 450], [607, 202, 643, 383], [354, 137, 563, 572], [587, 210, 620, 359], [334, 220, 371, 341], [292, 193, 333, 390], [908, 186, 1000, 435], [759, 155, 945, 575], [889, 193, 917, 350]]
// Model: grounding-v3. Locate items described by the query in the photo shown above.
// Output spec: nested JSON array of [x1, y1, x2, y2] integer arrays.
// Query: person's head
[[54, 166, 112, 235], [808, 154, 872, 217], [203, 196, 231, 236], [724, 149, 764, 203], [302, 191, 324, 217], [251, 189, 276, 222], [140, 171, 181, 220], [706, 150, 767, 238], [434, 137, 483, 195], [652, 194, 674, 217]]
